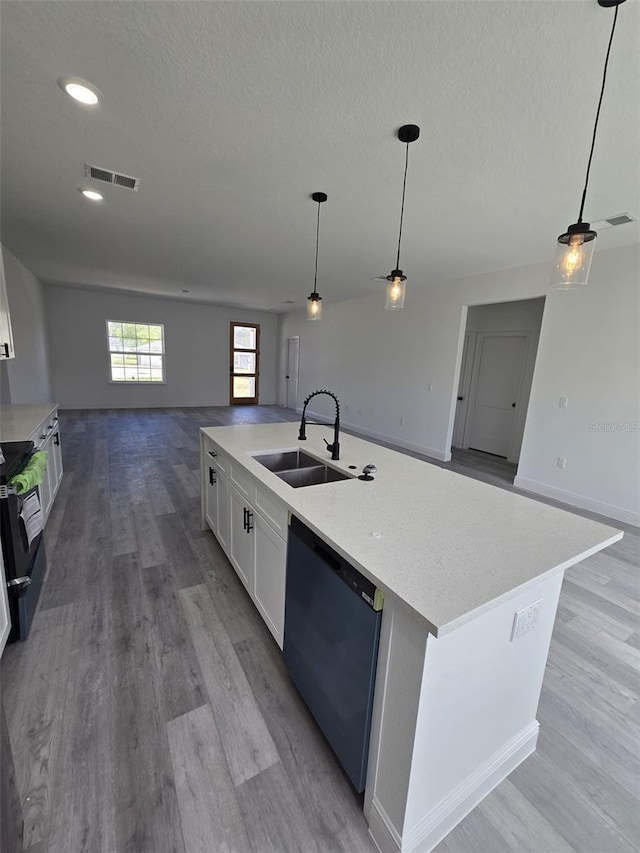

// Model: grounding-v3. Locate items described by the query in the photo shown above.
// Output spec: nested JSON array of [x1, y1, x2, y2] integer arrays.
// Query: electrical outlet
[[559, 396, 569, 409], [557, 456, 567, 469], [511, 600, 543, 641], [427, 384, 433, 392]]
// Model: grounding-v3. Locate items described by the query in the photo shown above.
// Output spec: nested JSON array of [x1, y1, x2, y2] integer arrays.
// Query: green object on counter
[[9, 451, 48, 494]]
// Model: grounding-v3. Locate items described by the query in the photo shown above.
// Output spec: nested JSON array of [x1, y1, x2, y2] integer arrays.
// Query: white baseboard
[[513, 476, 639, 527], [400, 722, 539, 853], [301, 408, 448, 462], [368, 798, 403, 853], [58, 401, 278, 410], [368, 723, 538, 853]]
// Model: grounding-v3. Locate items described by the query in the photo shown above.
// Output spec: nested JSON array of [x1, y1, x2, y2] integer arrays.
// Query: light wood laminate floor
[[2, 407, 638, 853]]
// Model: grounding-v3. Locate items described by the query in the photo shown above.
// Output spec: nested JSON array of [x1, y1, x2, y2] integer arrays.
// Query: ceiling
[[1, 1, 638, 311]]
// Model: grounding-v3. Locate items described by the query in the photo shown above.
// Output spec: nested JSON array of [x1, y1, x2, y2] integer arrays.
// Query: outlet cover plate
[[511, 599, 543, 641]]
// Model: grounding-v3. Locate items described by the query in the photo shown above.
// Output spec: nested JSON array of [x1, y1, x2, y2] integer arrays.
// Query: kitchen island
[[200, 422, 621, 853]]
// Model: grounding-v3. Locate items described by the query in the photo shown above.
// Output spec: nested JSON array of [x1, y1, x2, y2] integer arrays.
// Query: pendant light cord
[[313, 199, 321, 293], [396, 142, 410, 269], [577, 3, 619, 224]]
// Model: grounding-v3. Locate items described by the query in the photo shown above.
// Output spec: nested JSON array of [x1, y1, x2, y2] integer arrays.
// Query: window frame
[[106, 320, 166, 385], [229, 322, 260, 405]]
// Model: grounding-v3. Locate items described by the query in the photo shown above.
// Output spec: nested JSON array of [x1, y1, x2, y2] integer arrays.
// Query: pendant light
[[385, 124, 420, 309], [307, 191, 327, 321], [551, 0, 627, 290]]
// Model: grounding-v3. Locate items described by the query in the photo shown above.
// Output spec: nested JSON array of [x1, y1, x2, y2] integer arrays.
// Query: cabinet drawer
[[29, 409, 58, 450], [204, 440, 228, 475], [255, 485, 288, 538], [229, 462, 256, 503]]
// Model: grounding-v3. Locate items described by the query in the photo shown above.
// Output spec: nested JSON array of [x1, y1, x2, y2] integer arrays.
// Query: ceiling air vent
[[84, 163, 140, 191], [591, 212, 638, 230]]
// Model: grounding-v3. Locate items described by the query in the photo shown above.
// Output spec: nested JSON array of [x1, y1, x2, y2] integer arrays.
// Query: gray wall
[[2, 247, 52, 404], [280, 245, 640, 523], [44, 284, 278, 408]]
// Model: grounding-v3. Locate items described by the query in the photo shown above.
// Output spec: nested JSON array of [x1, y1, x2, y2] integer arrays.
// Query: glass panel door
[[230, 322, 260, 405]]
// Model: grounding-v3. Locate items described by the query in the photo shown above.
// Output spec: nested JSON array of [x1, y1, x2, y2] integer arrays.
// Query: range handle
[[7, 576, 31, 593]]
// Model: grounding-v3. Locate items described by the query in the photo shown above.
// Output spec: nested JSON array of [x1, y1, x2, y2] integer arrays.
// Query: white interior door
[[465, 333, 529, 457], [285, 336, 300, 410], [452, 332, 476, 448]]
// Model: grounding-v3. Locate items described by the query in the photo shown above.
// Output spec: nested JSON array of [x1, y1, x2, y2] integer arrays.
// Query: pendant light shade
[[307, 291, 322, 321], [385, 270, 407, 309], [385, 124, 419, 310], [551, 0, 626, 290], [551, 224, 597, 289], [307, 192, 327, 321]]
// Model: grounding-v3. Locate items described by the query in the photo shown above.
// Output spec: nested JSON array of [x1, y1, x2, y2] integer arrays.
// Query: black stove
[[0, 440, 47, 642]]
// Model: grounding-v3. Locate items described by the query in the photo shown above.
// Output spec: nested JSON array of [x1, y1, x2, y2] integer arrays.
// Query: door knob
[[457, 396, 464, 401], [511, 403, 516, 408], [286, 375, 290, 379]]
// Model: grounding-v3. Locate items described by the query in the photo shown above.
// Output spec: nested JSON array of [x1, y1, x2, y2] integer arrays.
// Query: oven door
[[1, 485, 43, 582]]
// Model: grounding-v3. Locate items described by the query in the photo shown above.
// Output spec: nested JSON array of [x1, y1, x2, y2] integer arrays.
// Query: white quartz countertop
[[201, 422, 622, 637], [0, 403, 58, 443]]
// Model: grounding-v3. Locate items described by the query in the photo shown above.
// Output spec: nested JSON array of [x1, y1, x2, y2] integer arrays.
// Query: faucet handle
[[363, 464, 377, 475]]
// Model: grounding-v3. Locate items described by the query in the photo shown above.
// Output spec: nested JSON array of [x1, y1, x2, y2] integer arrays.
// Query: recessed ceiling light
[[81, 189, 103, 201], [58, 76, 101, 106]]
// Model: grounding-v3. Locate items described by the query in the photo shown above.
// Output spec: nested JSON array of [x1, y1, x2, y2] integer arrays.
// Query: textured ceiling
[[1, 1, 638, 311]]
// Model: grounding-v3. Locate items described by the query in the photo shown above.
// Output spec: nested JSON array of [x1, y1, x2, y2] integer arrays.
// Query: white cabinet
[[216, 472, 230, 554], [50, 426, 63, 491], [253, 512, 287, 647], [200, 431, 289, 649], [29, 409, 63, 523], [201, 437, 230, 551], [204, 457, 218, 531], [229, 484, 255, 592], [0, 244, 15, 360]]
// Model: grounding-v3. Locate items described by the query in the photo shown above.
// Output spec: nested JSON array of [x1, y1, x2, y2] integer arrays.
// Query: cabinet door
[[204, 460, 218, 532], [51, 427, 63, 494], [216, 473, 230, 555], [253, 513, 287, 649], [229, 485, 254, 591], [38, 438, 53, 519]]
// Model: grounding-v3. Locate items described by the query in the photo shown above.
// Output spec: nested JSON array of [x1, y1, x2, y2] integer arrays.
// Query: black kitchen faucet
[[298, 389, 341, 461]]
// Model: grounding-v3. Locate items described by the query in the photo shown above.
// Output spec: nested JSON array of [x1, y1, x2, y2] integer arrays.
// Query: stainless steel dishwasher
[[283, 515, 383, 792]]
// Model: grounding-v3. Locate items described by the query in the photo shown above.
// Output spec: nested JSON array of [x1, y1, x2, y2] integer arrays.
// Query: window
[[107, 321, 165, 383], [230, 322, 260, 404]]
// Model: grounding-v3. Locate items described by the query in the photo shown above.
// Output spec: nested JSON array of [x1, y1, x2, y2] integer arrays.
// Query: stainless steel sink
[[276, 465, 352, 488], [252, 449, 353, 488], [252, 450, 320, 472]]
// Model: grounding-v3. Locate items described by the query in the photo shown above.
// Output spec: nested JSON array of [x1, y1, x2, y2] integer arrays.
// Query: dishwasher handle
[[312, 541, 341, 574]]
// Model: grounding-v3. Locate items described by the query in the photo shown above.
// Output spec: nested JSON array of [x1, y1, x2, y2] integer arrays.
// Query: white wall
[[279, 245, 640, 524], [44, 284, 278, 408], [460, 297, 545, 462], [1, 247, 52, 404]]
